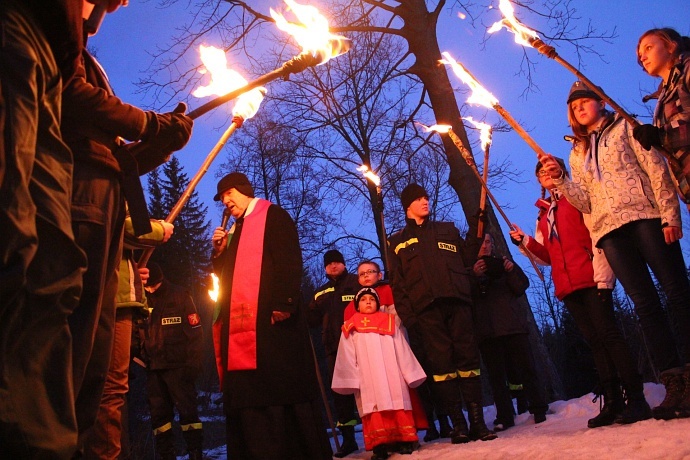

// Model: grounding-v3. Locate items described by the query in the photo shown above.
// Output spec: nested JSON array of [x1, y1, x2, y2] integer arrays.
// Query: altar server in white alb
[[332, 287, 427, 460]]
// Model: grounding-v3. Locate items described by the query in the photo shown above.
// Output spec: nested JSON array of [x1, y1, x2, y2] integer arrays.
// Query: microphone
[[215, 208, 232, 248]]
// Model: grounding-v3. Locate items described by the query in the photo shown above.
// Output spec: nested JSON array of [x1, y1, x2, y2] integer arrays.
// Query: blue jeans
[[599, 218, 690, 373]]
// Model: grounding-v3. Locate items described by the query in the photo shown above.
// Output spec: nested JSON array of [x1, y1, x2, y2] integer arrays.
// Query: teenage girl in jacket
[[634, 28, 690, 203], [539, 80, 690, 421], [509, 158, 649, 428]]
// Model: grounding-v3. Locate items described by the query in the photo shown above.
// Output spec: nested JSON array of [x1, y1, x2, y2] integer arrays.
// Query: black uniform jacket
[[388, 218, 473, 327], [308, 271, 360, 356], [146, 279, 203, 370]]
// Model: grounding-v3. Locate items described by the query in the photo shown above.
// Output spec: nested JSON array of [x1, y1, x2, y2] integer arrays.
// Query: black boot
[[334, 425, 359, 458], [438, 414, 453, 438], [154, 430, 177, 460], [371, 444, 389, 460], [466, 402, 497, 441], [587, 384, 625, 428], [653, 368, 685, 420], [677, 365, 690, 418], [615, 383, 652, 425], [423, 421, 440, 442], [436, 380, 470, 444], [460, 377, 497, 442], [512, 386, 529, 415], [183, 426, 204, 460]]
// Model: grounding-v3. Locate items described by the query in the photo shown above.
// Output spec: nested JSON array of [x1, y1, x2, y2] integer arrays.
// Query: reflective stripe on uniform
[[458, 369, 481, 378], [394, 238, 419, 255], [153, 422, 173, 435], [433, 371, 458, 382], [314, 286, 335, 300], [336, 419, 358, 427], [508, 383, 524, 391], [181, 422, 203, 431]]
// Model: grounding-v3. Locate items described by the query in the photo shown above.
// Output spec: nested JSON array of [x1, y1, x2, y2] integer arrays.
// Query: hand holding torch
[[487, 0, 682, 171], [421, 123, 544, 280]]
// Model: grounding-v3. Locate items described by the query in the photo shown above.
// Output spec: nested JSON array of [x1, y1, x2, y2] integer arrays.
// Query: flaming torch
[[187, 0, 351, 120], [357, 165, 391, 275], [487, 0, 637, 127], [208, 273, 220, 302], [441, 51, 548, 159], [487, 0, 685, 196], [463, 116, 492, 238], [420, 123, 544, 280], [138, 46, 266, 267]]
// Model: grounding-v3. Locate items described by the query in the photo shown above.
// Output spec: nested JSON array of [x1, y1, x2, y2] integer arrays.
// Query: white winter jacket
[[554, 114, 681, 246]]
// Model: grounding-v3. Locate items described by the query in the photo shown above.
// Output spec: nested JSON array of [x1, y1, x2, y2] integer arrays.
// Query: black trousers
[[0, 3, 86, 457], [480, 333, 548, 422], [327, 352, 358, 425], [70, 164, 124, 438], [415, 298, 481, 377], [564, 287, 642, 388]]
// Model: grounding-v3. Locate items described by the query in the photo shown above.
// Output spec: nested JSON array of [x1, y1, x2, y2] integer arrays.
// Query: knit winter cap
[[535, 157, 568, 177], [354, 287, 380, 312], [213, 172, 254, 201], [400, 183, 428, 211], [566, 80, 602, 105], [147, 262, 164, 286], [323, 249, 345, 267]]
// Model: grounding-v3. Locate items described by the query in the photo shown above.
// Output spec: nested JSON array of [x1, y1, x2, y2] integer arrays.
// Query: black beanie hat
[[214, 172, 254, 201], [566, 80, 602, 105], [355, 287, 380, 311], [535, 157, 568, 177], [400, 183, 428, 211], [323, 249, 345, 267], [147, 262, 164, 286]]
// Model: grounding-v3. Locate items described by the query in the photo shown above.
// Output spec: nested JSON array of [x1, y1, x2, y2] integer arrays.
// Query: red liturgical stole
[[227, 199, 270, 370]]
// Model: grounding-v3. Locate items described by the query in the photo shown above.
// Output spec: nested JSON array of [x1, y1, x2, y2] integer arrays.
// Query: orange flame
[[440, 52, 499, 109], [463, 116, 492, 150], [270, 0, 350, 64], [208, 273, 220, 302], [357, 165, 380, 187], [193, 45, 266, 119], [487, 0, 539, 47], [417, 122, 451, 134]]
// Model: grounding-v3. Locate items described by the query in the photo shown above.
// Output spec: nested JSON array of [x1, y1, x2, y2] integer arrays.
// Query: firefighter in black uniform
[[388, 184, 497, 444], [308, 249, 361, 457], [144, 263, 204, 460]]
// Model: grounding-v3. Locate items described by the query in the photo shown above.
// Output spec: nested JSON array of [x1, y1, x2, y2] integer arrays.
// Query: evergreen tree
[[146, 157, 211, 294]]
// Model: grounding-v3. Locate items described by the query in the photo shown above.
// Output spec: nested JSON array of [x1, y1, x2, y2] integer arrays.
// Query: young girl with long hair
[[539, 80, 690, 421], [634, 28, 690, 202]]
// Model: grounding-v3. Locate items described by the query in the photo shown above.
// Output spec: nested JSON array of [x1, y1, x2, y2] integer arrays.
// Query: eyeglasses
[[537, 169, 550, 177], [358, 270, 379, 277]]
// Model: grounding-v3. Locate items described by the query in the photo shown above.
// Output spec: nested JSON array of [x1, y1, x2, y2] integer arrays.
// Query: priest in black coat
[[211, 172, 332, 459]]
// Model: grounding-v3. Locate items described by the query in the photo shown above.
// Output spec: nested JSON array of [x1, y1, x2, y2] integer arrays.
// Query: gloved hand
[[633, 124, 661, 151], [143, 102, 193, 152]]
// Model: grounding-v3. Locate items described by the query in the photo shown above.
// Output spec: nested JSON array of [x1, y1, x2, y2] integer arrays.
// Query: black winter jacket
[[388, 218, 474, 328]]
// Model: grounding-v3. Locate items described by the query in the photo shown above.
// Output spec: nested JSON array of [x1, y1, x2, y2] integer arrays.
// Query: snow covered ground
[[201, 382, 690, 459]]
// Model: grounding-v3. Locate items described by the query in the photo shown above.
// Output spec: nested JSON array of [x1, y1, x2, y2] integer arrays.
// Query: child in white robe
[[332, 288, 427, 459]]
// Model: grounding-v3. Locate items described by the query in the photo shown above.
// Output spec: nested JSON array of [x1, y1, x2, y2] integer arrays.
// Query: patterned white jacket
[[554, 113, 681, 246]]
